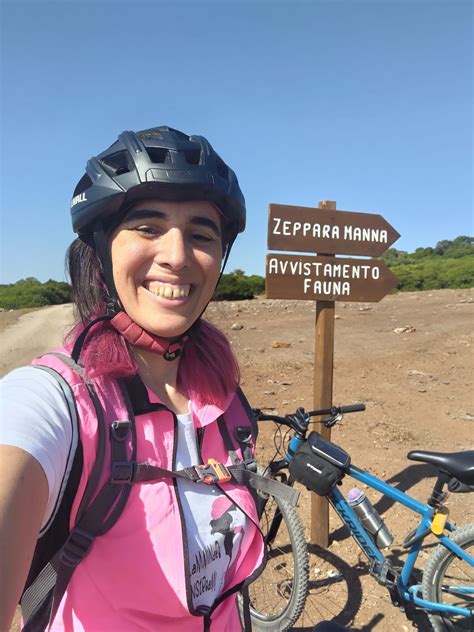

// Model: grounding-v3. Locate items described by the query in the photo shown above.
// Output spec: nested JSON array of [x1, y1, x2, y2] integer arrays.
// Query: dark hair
[[67, 238, 104, 321], [65, 238, 240, 405]]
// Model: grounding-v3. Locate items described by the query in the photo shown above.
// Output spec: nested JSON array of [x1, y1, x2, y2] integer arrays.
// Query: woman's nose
[[155, 229, 189, 270]]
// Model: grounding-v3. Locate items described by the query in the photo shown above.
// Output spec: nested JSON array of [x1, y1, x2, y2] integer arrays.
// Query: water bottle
[[347, 487, 393, 549]]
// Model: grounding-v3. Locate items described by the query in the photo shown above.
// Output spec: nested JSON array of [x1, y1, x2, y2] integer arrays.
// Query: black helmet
[[70, 126, 246, 238]]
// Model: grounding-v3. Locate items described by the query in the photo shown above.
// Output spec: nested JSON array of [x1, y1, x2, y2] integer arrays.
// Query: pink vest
[[32, 351, 265, 631]]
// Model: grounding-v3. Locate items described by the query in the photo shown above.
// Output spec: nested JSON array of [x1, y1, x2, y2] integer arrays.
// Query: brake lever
[[324, 412, 343, 428]]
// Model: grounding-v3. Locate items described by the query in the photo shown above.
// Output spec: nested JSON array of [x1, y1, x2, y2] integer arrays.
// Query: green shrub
[[214, 270, 265, 301], [383, 236, 473, 292], [391, 257, 474, 292], [0, 278, 72, 309]]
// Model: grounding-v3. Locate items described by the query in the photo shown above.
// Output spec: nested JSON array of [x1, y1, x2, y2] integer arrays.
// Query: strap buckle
[[111, 461, 135, 484], [195, 459, 232, 484], [60, 528, 94, 567]]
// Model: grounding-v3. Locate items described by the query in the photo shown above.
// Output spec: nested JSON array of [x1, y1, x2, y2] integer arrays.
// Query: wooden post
[[310, 200, 336, 548]]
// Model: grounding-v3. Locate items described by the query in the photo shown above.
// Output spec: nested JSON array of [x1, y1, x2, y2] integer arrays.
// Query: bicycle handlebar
[[255, 403, 366, 433], [328, 403, 366, 415]]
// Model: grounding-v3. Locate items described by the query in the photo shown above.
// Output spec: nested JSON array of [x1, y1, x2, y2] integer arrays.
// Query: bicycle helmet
[[70, 126, 246, 362], [71, 126, 246, 239]]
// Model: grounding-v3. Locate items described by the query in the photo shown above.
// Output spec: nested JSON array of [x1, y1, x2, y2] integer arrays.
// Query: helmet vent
[[146, 147, 171, 164], [100, 150, 132, 176], [184, 149, 201, 165]]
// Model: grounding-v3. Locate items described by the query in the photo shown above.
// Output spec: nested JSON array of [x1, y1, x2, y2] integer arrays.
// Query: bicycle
[[246, 404, 473, 631]]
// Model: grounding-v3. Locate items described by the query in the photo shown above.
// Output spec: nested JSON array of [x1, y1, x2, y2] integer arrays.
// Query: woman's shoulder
[[1, 363, 69, 397], [0, 364, 74, 446], [0, 364, 78, 531]]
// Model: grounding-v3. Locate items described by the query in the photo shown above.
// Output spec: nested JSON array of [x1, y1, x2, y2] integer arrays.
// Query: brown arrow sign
[[267, 203, 400, 257], [266, 254, 400, 302]]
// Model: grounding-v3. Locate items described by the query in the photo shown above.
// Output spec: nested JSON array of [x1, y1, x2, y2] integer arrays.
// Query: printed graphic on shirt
[[210, 495, 244, 581], [182, 490, 247, 610], [174, 411, 251, 611]]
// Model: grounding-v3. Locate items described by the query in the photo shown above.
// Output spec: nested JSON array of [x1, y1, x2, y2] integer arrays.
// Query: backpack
[[20, 352, 298, 631]]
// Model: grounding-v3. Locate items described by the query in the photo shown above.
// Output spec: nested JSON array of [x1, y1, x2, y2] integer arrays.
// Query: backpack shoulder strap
[[218, 388, 258, 463], [20, 357, 85, 631], [21, 355, 137, 631], [21, 364, 84, 592], [235, 387, 259, 441], [217, 415, 241, 465], [30, 352, 103, 523]]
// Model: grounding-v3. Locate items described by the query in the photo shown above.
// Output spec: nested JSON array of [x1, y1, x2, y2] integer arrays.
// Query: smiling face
[[110, 200, 223, 338]]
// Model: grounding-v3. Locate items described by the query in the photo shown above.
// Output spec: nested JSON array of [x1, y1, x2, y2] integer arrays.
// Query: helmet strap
[[220, 234, 236, 276], [92, 221, 121, 316], [71, 314, 113, 363], [110, 311, 188, 361]]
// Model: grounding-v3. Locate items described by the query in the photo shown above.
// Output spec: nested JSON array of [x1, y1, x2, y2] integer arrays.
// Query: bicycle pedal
[[369, 559, 400, 589]]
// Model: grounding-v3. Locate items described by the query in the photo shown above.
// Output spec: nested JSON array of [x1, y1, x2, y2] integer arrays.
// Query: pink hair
[[64, 316, 240, 407]]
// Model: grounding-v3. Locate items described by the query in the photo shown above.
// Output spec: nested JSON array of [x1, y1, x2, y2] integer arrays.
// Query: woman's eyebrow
[[124, 209, 166, 223], [190, 216, 221, 236], [123, 209, 221, 236]]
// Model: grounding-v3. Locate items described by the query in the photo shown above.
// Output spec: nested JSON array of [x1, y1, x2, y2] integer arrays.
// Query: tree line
[[0, 236, 472, 309], [0, 278, 72, 310], [382, 236, 473, 292]]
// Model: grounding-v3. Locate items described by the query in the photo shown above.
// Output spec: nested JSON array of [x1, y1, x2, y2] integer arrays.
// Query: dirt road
[[2, 289, 473, 630], [0, 304, 74, 376]]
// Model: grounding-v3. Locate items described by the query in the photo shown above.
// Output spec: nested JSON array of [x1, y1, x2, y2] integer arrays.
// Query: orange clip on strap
[[198, 459, 232, 484]]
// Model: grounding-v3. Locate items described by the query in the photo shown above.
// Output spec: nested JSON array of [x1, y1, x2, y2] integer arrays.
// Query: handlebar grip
[[254, 411, 287, 423], [339, 404, 365, 413]]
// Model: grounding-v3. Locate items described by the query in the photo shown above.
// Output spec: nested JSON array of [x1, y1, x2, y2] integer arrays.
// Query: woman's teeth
[[146, 283, 191, 299]]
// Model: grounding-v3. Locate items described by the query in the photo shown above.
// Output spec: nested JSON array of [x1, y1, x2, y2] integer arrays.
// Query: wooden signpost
[[266, 200, 400, 547], [268, 203, 400, 257], [266, 255, 399, 302]]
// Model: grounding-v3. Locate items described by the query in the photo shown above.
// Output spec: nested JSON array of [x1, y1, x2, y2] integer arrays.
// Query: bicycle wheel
[[422, 523, 474, 631], [239, 481, 309, 631]]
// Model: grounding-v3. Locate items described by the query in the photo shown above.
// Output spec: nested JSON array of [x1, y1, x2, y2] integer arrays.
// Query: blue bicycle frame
[[286, 434, 474, 618]]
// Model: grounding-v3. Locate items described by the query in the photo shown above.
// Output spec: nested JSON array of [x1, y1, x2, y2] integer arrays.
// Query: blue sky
[[1, 0, 472, 284]]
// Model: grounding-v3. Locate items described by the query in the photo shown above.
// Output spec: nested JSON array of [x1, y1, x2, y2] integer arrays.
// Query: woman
[[0, 126, 265, 631]]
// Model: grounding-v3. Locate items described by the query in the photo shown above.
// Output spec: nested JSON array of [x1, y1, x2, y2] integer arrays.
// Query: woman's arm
[[0, 445, 48, 631]]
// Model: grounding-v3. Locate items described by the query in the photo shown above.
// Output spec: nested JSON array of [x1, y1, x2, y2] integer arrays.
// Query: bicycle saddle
[[407, 450, 474, 485]]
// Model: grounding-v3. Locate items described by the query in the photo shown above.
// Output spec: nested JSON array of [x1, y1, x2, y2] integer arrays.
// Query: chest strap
[[129, 456, 299, 506]]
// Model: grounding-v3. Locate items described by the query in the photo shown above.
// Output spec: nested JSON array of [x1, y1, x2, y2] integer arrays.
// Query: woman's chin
[[133, 317, 191, 340]]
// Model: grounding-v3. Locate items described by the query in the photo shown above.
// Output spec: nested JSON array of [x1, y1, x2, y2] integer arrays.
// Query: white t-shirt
[[0, 367, 78, 535], [175, 412, 249, 610], [0, 366, 249, 610]]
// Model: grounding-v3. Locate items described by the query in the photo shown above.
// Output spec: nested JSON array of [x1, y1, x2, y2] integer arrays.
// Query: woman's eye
[[191, 233, 214, 242], [126, 225, 218, 243], [133, 225, 160, 236]]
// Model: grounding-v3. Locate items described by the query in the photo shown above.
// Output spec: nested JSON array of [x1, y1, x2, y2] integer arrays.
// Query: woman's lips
[[143, 281, 191, 300]]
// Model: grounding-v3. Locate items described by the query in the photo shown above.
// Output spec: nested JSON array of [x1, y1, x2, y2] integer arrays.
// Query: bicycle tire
[[422, 522, 474, 631], [239, 475, 309, 631]]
